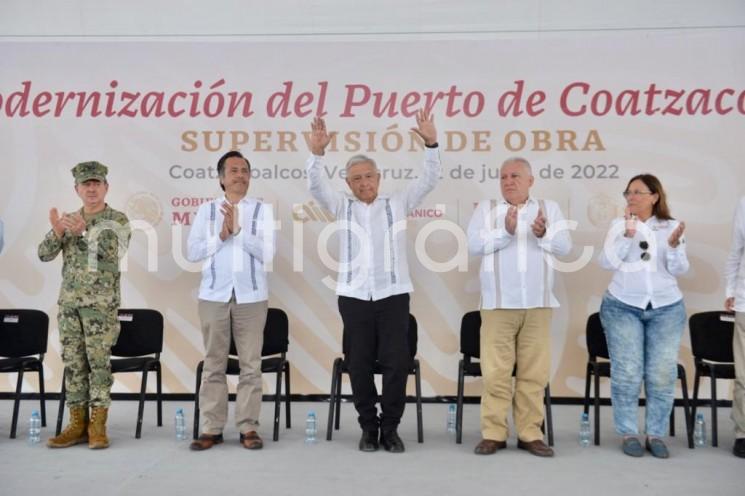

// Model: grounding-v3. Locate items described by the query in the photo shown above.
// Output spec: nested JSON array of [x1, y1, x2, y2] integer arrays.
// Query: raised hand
[[624, 207, 637, 238], [668, 221, 685, 248], [49, 208, 66, 238], [505, 206, 518, 235], [531, 207, 547, 238], [310, 116, 333, 156], [725, 297, 735, 312], [410, 108, 437, 146]]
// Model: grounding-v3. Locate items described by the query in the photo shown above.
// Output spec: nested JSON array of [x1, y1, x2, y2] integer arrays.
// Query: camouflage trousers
[[58, 305, 120, 408]]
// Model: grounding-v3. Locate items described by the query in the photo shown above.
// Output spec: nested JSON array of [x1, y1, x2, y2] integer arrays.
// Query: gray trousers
[[198, 297, 267, 435], [734, 312, 745, 439]]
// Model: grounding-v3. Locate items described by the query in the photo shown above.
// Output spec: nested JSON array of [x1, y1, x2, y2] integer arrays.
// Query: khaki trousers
[[198, 298, 267, 435], [479, 308, 552, 442], [734, 312, 745, 439]]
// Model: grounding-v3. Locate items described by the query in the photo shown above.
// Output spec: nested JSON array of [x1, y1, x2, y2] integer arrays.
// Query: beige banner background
[[1, 31, 744, 398]]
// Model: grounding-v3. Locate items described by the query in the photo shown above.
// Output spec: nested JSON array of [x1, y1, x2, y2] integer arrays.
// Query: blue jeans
[[599, 293, 686, 437]]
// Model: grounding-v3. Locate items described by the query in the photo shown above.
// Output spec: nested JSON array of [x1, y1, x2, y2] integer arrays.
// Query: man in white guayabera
[[187, 151, 276, 452], [467, 156, 571, 458], [306, 111, 440, 453]]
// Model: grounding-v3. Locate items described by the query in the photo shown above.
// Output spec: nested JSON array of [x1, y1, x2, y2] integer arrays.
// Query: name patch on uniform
[[2, 315, 19, 323], [118, 313, 134, 322]]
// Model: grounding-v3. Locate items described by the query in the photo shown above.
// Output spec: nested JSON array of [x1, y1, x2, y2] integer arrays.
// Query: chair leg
[[544, 383, 554, 447], [456, 360, 465, 445], [414, 360, 423, 443], [193, 363, 202, 440], [284, 362, 291, 428], [583, 363, 592, 415], [136, 369, 149, 439], [710, 369, 718, 447], [326, 359, 338, 441], [10, 369, 24, 438], [56, 369, 66, 436], [669, 407, 675, 437], [156, 363, 163, 427], [679, 370, 693, 449], [38, 364, 47, 427], [593, 369, 601, 446], [273, 365, 282, 442], [691, 369, 701, 422], [334, 365, 342, 431]]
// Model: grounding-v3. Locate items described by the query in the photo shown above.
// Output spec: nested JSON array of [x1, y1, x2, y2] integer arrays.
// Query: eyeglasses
[[639, 241, 650, 261], [623, 190, 654, 198]]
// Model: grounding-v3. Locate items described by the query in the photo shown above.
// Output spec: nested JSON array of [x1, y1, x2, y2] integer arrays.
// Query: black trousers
[[338, 293, 410, 432]]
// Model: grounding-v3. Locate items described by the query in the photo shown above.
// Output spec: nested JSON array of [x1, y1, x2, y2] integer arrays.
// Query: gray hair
[[345, 154, 378, 172], [501, 156, 533, 176]]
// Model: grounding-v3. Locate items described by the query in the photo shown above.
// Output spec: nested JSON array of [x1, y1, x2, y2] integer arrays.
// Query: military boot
[[88, 406, 110, 449], [47, 405, 88, 448]]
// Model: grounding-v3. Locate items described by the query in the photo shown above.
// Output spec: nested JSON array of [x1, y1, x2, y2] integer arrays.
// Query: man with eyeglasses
[[725, 195, 745, 458], [305, 110, 440, 453], [39, 162, 131, 450]]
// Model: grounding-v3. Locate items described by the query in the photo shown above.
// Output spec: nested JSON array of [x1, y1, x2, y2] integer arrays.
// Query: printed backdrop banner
[[1, 30, 744, 397]]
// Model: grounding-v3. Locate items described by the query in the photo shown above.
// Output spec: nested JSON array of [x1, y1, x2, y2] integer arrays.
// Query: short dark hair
[[216, 151, 251, 191]]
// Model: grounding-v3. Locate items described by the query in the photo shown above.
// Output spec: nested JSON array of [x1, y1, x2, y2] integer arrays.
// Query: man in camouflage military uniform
[[38, 161, 131, 449]]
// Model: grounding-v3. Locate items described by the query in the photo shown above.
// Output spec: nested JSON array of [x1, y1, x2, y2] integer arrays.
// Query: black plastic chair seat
[[111, 357, 159, 374], [0, 356, 42, 372], [696, 361, 735, 379]]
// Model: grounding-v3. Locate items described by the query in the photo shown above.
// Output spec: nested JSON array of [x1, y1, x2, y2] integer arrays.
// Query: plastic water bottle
[[28, 410, 41, 445], [446, 404, 457, 434], [578, 412, 591, 447], [305, 411, 317, 444], [174, 408, 187, 441], [693, 413, 707, 447]]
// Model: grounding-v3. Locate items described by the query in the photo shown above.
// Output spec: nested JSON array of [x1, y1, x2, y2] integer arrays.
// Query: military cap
[[71, 161, 108, 184]]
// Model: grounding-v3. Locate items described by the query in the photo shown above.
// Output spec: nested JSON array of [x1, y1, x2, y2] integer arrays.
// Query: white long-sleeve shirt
[[467, 197, 572, 309], [598, 216, 688, 309], [306, 147, 441, 301], [187, 196, 275, 303], [725, 197, 745, 312]]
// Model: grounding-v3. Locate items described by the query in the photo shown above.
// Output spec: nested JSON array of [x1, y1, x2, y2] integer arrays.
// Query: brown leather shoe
[[474, 439, 507, 455], [517, 439, 554, 457], [189, 433, 224, 451], [240, 431, 263, 450]]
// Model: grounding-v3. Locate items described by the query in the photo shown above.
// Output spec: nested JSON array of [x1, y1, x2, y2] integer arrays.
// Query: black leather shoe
[[380, 430, 405, 453], [359, 430, 379, 452], [734, 438, 745, 458]]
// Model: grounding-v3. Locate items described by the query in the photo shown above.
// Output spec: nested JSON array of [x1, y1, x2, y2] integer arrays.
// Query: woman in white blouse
[[598, 174, 688, 459]]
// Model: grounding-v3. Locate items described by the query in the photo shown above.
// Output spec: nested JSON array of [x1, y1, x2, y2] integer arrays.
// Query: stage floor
[[0, 399, 740, 495]]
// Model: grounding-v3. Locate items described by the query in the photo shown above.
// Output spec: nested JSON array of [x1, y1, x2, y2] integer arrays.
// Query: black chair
[[689, 311, 736, 447], [583, 312, 693, 448], [193, 308, 291, 442], [0, 309, 49, 438], [455, 311, 554, 446], [326, 313, 423, 443], [56, 309, 164, 439]]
